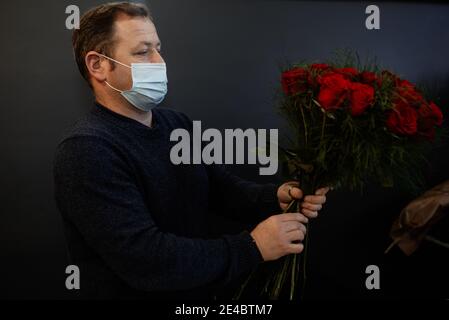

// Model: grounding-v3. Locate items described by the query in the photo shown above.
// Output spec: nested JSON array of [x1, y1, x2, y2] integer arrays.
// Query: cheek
[[110, 65, 133, 90]]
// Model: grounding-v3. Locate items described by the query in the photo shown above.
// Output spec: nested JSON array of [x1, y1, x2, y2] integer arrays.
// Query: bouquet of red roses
[[279, 60, 443, 193], [236, 54, 444, 300]]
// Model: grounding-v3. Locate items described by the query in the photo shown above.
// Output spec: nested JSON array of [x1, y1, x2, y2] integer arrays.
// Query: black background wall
[[0, 0, 448, 299]]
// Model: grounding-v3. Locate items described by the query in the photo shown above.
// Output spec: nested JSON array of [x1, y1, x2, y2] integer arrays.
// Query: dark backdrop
[[0, 0, 448, 299]]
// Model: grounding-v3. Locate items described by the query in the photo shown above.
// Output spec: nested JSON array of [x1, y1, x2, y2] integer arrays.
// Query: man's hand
[[250, 213, 308, 261], [277, 181, 330, 218]]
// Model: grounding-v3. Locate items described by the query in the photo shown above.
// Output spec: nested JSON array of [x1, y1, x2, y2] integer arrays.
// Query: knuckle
[[280, 241, 290, 252], [293, 245, 304, 254], [301, 224, 307, 234], [278, 232, 287, 242]]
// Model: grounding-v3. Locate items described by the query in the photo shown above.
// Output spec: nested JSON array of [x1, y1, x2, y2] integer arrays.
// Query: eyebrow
[[135, 41, 161, 49]]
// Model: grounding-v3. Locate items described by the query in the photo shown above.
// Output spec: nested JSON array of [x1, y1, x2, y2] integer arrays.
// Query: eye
[[136, 50, 148, 55]]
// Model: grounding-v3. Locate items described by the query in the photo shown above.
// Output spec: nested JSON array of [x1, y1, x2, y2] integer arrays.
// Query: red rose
[[317, 73, 351, 111], [386, 99, 418, 135], [310, 63, 331, 72], [349, 82, 375, 116], [418, 102, 443, 126], [281, 67, 309, 95], [417, 102, 444, 140], [396, 87, 422, 108], [360, 71, 377, 85], [395, 78, 414, 89], [394, 78, 424, 107], [335, 67, 359, 79], [428, 102, 443, 126]]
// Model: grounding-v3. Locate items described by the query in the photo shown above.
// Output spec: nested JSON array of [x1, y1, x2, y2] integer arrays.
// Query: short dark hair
[[72, 2, 152, 86]]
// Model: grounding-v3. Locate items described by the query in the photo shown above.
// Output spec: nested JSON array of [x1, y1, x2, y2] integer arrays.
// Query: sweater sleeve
[[206, 164, 281, 223], [53, 135, 262, 292]]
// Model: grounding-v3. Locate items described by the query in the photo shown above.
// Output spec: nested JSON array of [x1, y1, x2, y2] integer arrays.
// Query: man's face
[[105, 15, 164, 91]]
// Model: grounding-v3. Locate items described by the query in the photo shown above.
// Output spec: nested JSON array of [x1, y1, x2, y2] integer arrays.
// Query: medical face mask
[[99, 53, 168, 112]]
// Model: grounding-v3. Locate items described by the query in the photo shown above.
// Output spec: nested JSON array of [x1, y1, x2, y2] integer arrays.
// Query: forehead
[[113, 15, 160, 46]]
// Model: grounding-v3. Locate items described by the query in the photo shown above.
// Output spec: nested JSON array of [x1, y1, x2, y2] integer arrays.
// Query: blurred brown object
[[386, 180, 449, 255]]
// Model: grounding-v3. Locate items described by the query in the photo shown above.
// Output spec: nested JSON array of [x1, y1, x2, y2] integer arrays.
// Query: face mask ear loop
[[97, 53, 131, 69], [96, 53, 131, 93], [105, 81, 124, 93]]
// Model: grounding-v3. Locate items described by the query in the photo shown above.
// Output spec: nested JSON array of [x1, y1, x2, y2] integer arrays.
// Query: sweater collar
[[92, 101, 162, 136]]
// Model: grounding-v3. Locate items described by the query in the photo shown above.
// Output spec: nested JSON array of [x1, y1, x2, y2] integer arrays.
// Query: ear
[[85, 51, 107, 83]]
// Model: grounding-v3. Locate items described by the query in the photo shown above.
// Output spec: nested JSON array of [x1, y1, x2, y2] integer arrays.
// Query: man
[[54, 2, 328, 299]]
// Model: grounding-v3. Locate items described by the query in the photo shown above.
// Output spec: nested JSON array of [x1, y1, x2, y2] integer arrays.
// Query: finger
[[287, 243, 304, 254], [280, 203, 288, 211], [278, 182, 303, 202], [279, 213, 308, 224], [301, 202, 322, 211], [280, 212, 308, 223], [285, 181, 300, 187], [304, 194, 326, 205], [286, 229, 305, 242], [302, 208, 318, 218], [283, 220, 301, 232], [288, 186, 303, 200], [278, 187, 302, 203], [315, 187, 330, 196], [284, 221, 306, 233]]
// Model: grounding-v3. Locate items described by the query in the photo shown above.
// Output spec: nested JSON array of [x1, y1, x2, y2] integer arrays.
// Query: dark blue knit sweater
[[53, 102, 280, 299]]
